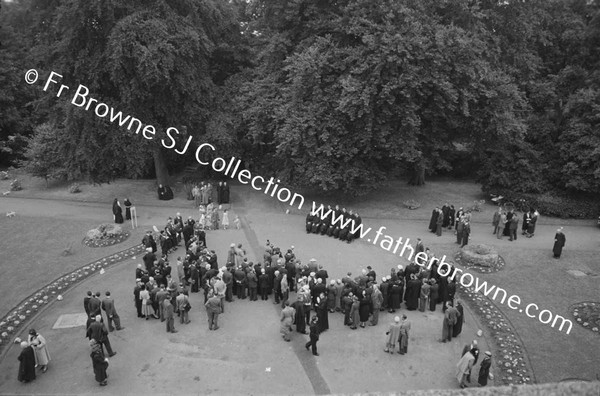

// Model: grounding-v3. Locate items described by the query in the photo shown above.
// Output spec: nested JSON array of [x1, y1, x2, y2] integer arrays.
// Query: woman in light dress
[[27, 329, 51, 373]]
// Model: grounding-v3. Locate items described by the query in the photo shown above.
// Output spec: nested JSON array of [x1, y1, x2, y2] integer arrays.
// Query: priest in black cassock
[[428, 207, 438, 232], [222, 182, 230, 204], [158, 184, 174, 200], [553, 228, 566, 258]]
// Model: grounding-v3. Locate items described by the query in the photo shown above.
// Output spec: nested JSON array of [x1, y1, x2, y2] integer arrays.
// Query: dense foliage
[[1, 0, 599, 206]]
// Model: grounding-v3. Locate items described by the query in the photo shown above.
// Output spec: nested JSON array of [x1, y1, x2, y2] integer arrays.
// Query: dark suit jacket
[[101, 298, 117, 317], [87, 321, 108, 341], [88, 297, 101, 316]]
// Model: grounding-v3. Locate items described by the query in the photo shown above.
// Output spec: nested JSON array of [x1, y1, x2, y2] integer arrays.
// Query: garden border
[[0, 243, 145, 362]]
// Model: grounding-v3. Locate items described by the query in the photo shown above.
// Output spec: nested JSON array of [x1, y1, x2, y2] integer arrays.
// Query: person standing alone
[[305, 317, 320, 356], [553, 228, 566, 258]]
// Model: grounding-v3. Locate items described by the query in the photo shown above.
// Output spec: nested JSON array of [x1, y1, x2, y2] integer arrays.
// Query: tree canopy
[[1, 0, 599, 197]]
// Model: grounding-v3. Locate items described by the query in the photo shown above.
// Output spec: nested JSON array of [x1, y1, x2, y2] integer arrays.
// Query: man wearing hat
[[478, 351, 492, 387]]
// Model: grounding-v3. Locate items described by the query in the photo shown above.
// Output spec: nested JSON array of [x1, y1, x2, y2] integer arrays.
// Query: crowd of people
[[305, 205, 363, 243], [20, 199, 496, 389]]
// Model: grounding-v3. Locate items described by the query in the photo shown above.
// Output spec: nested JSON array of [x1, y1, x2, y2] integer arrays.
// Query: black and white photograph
[[0, 0, 599, 395]]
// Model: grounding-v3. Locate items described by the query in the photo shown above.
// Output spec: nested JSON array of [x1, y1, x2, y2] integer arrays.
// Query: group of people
[[191, 181, 230, 207], [429, 204, 472, 247], [305, 206, 363, 243], [198, 204, 239, 230], [111, 198, 134, 224], [17, 212, 496, 389], [83, 290, 125, 386], [17, 329, 51, 383], [456, 340, 493, 388], [492, 206, 539, 241]]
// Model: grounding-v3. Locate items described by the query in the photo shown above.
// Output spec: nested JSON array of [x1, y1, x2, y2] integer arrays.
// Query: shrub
[[9, 179, 22, 191], [483, 188, 599, 219], [69, 183, 81, 194]]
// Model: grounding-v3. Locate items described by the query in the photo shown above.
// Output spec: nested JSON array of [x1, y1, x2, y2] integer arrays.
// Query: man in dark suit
[[101, 291, 124, 332], [305, 316, 320, 356], [84, 291, 92, 317], [88, 292, 102, 318], [259, 269, 270, 301], [86, 315, 116, 356]]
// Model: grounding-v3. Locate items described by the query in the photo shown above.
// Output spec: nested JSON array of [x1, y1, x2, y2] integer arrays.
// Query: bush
[[69, 183, 81, 194], [9, 179, 22, 191], [483, 188, 599, 219]]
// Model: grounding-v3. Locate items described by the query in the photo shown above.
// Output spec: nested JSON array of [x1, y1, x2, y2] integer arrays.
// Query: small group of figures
[[157, 184, 174, 201], [191, 181, 230, 207], [456, 340, 493, 388], [428, 204, 472, 247], [111, 198, 134, 224], [142, 212, 208, 258], [492, 206, 539, 240], [17, 329, 51, 384], [198, 203, 238, 231], [305, 206, 363, 243]]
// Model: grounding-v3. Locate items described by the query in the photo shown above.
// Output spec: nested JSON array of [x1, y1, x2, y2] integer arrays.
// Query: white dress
[[222, 212, 229, 227]]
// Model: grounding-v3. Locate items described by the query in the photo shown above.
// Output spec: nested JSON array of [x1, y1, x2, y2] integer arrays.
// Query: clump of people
[[305, 205, 362, 243]]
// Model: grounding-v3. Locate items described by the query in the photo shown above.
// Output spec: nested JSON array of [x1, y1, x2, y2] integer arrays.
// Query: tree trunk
[[153, 148, 170, 186], [408, 160, 426, 186]]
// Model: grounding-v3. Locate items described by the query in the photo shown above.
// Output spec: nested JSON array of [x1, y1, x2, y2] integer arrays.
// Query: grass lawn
[[0, 215, 145, 320], [485, 247, 600, 383]]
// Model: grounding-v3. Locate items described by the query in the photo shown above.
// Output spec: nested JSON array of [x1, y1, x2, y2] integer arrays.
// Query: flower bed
[[458, 282, 534, 386], [83, 224, 130, 247], [570, 302, 600, 334], [454, 248, 506, 274], [0, 244, 145, 356]]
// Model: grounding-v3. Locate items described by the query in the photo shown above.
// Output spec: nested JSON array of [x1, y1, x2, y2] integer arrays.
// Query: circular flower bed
[[455, 244, 505, 273], [402, 199, 421, 210], [570, 302, 600, 333], [83, 224, 129, 247]]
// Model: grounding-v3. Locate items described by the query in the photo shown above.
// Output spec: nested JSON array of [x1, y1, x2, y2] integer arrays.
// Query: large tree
[[20, 0, 243, 184], [236, 0, 526, 193]]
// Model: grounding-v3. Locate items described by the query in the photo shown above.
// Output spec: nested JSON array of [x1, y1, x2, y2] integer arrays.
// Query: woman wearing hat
[[89, 339, 109, 386], [27, 329, 50, 373], [478, 351, 493, 387]]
